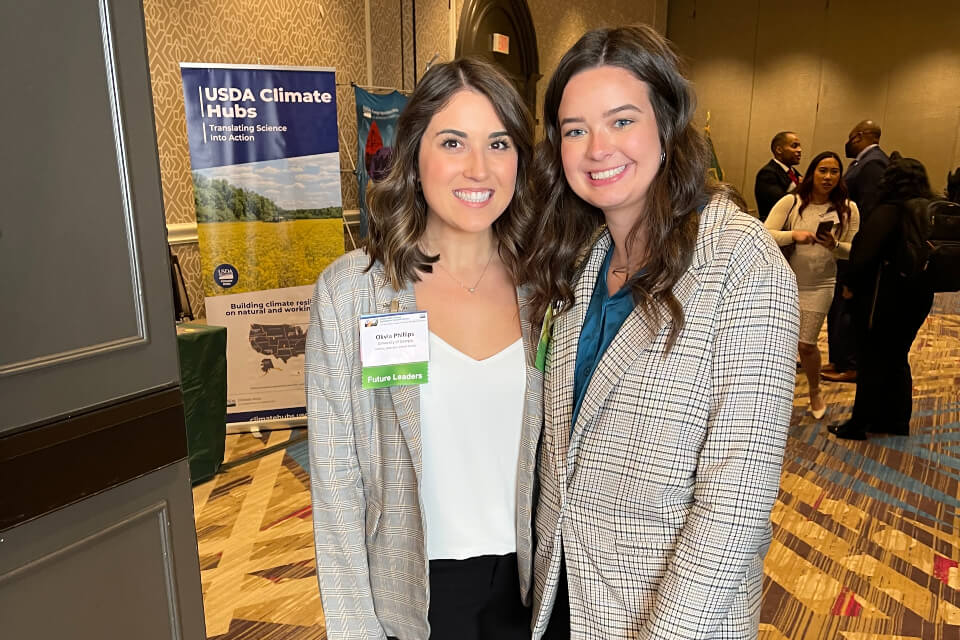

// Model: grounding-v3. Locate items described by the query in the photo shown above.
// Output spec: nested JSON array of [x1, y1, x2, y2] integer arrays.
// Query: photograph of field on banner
[[193, 153, 343, 297]]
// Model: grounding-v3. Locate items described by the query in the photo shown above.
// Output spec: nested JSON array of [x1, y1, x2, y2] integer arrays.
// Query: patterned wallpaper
[[145, 0, 659, 314], [371, 0, 405, 89], [170, 242, 205, 321], [416, 0, 454, 76]]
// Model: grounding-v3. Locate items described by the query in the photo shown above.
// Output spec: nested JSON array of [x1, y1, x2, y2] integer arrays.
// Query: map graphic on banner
[[180, 63, 344, 426], [354, 87, 407, 237]]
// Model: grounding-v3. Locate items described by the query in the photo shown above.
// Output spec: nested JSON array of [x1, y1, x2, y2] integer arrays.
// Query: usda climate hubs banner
[[180, 63, 344, 427]]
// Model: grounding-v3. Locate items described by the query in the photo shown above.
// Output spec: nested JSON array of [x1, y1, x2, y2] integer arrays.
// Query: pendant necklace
[[434, 248, 496, 294]]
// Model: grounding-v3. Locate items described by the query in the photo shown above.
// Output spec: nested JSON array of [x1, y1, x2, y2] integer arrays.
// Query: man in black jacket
[[754, 131, 802, 222], [822, 120, 891, 383], [828, 155, 935, 440], [843, 120, 890, 221]]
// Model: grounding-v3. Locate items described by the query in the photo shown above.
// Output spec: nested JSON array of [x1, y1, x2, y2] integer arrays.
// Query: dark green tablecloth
[[176, 322, 227, 485]]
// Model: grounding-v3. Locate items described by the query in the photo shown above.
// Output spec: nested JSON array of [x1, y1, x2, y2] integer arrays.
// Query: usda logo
[[214, 263, 239, 289]]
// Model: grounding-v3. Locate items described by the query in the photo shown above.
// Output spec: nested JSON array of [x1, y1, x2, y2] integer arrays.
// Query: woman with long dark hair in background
[[765, 150, 860, 420]]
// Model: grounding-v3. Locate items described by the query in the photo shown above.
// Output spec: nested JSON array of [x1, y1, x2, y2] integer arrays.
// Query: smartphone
[[816, 220, 835, 236]]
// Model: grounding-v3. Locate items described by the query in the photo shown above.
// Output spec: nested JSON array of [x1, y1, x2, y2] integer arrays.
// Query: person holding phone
[[765, 150, 860, 420]]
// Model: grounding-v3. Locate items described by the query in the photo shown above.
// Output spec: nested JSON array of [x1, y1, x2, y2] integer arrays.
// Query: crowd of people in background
[[755, 121, 960, 440]]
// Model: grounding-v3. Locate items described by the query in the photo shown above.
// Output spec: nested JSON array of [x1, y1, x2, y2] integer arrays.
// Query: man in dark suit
[[843, 120, 890, 221], [822, 120, 890, 382], [754, 131, 803, 222]]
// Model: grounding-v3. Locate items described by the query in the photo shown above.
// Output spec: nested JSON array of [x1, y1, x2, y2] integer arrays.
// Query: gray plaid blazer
[[306, 250, 543, 640], [532, 196, 799, 639]]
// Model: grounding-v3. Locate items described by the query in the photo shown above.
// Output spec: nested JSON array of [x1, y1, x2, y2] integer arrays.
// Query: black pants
[[827, 261, 857, 371], [424, 553, 530, 640], [851, 284, 933, 431], [542, 554, 571, 639]]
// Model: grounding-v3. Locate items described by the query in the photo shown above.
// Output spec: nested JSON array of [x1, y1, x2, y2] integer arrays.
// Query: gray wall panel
[[0, 461, 205, 640], [0, 0, 179, 433], [2, 0, 142, 366]]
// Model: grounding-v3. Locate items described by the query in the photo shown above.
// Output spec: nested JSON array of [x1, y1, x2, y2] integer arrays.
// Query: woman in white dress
[[765, 150, 860, 419]]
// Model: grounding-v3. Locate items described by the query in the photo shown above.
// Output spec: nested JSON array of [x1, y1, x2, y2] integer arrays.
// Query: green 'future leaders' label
[[362, 361, 429, 389]]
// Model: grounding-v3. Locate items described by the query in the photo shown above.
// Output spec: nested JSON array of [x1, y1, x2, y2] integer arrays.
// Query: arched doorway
[[456, 0, 540, 118]]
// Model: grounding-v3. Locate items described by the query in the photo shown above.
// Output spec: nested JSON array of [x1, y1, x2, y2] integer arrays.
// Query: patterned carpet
[[761, 301, 960, 639], [192, 429, 323, 639], [191, 294, 960, 639]]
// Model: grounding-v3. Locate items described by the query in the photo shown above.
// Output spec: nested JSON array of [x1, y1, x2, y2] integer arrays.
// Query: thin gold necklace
[[434, 248, 496, 294], [610, 251, 643, 279]]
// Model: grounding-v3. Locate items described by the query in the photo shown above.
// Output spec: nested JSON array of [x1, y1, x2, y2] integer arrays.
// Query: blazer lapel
[[846, 159, 861, 184], [566, 240, 703, 481], [771, 160, 791, 191], [371, 265, 423, 484], [547, 230, 610, 488], [517, 287, 536, 368], [515, 286, 544, 597], [517, 287, 544, 464]]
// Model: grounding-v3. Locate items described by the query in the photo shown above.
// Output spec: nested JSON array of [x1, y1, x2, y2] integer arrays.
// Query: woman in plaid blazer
[[524, 26, 800, 639], [306, 59, 543, 640]]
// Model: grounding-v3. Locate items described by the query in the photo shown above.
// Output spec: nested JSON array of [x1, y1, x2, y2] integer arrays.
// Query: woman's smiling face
[[557, 65, 662, 223], [418, 88, 518, 235]]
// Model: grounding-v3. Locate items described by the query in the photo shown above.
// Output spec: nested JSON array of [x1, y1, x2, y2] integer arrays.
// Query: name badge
[[359, 311, 429, 389]]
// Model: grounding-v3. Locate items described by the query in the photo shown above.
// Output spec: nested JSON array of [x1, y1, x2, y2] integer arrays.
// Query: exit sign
[[491, 33, 510, 55]]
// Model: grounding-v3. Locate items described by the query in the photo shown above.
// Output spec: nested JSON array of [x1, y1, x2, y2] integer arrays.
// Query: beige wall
[[668, 0, 960, 213], [528, 0, 666, 135], [146, 0, 664, 313]]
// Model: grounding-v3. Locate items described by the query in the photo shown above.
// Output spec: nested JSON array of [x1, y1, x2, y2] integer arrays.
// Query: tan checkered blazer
[[306, 251, 543, 640], [532, 196, 800, 639]]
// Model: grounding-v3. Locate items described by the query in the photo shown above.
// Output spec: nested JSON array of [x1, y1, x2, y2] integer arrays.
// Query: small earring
[[660, 150, 666, 166]]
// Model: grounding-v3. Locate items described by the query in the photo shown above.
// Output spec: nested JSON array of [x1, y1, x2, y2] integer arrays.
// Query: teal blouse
[[571, 245, 639, 434]]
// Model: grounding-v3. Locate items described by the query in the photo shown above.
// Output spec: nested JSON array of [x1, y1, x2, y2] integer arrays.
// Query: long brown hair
[[524, 25, 710, 347], [365, 58, 535, 288], [795, 150, 851, 235]]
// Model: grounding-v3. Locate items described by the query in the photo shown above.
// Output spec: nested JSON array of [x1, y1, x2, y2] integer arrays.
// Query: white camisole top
[[418, 332, 526, 561]]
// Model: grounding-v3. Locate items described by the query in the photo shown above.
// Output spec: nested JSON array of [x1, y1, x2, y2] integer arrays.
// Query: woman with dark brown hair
[[765, 150, 860, 420], [306, 58, 541, 639], [525, 25, 799, 639]]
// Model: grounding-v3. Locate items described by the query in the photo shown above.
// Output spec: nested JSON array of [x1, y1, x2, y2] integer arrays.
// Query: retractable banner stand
[[354, 87, 407, 237], [180, 63, 344, 430]]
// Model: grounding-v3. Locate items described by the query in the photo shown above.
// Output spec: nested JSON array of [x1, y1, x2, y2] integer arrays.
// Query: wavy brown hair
[[365, 58, 535, 289], [795, 150, 851, 236], [524, 25, 711, 347]]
